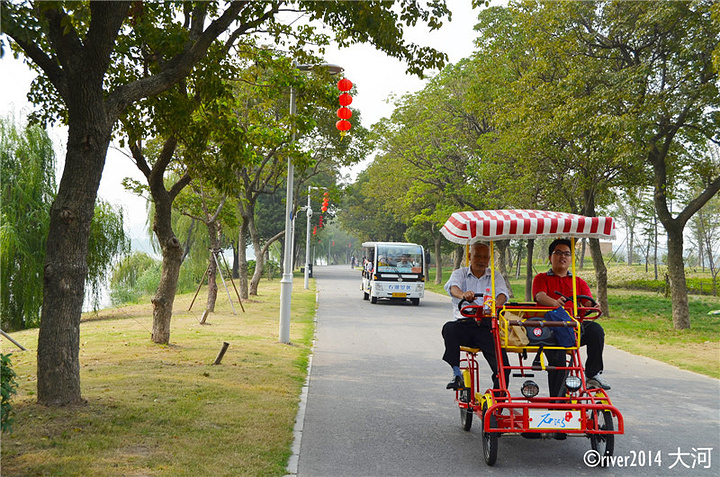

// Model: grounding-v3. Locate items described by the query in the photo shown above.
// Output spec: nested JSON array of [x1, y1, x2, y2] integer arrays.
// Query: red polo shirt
[[532, 270, 592, 308]]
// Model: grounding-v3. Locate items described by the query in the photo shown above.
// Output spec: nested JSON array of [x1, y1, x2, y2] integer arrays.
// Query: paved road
[[293, 265, 720, 476]]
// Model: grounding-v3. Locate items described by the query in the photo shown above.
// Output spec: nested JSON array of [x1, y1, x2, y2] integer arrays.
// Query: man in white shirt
[[442, 242, 510, 391]]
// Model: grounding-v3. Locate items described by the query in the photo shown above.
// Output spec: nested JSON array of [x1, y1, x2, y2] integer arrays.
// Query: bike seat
[[460, 346, 481, 354]]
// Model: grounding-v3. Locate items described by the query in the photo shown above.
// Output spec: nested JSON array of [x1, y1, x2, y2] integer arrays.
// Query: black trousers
[[442, 319, 510, 389], [545, 320, 605, 397]]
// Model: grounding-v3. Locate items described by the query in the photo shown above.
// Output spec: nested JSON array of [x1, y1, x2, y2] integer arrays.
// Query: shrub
[[686, 278, 718, 296], [1, 353, 18, 433]]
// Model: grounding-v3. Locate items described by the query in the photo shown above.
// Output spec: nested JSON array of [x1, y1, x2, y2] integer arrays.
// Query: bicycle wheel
[[589, 410, 614, 462], [459, 387, 473, 431], [481, 401, 498, 466]]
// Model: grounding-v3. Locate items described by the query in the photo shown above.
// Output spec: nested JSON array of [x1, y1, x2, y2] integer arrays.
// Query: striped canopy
[[441, 209, 616, 243]]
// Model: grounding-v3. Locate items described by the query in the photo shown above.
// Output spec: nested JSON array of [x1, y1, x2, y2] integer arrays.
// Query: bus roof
[[361, 242, 423, 248]]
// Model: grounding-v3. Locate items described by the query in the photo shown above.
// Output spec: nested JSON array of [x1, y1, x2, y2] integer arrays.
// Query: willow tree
[[0, 117, 54, 331], [1, 116, 129, 331]]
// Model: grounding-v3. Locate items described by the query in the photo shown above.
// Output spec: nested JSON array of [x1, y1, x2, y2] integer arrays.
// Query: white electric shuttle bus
[[361, 241, 425, 305]]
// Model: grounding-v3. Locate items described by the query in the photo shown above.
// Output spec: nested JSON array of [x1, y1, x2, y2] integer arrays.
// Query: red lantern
[[313, 226, 317, 235], [338, 93, 352, 106], [337, 77, 353, 91], [337, 78, 353, 139], [336, 120, 351, 132]]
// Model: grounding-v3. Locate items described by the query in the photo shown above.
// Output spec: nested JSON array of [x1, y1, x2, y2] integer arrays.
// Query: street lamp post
[[278, 63, 343, 344], [304, 186, 316, 290]]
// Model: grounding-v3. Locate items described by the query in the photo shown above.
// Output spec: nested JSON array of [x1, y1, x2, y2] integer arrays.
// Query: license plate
[[392, 292, 407, 297], [528, 410, 581, 430]]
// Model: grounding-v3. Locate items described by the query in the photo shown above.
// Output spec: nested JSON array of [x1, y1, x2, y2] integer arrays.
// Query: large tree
[[0, 0, 451, 405], [566, 0, 720, 328]]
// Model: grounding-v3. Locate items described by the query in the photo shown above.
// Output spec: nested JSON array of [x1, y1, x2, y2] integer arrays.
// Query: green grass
[[1, 276, 316, 476], [425, 268, 720, 379]]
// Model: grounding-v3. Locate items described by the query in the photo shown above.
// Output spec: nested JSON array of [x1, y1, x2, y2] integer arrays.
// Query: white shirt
[[444, 266, 509, 320]]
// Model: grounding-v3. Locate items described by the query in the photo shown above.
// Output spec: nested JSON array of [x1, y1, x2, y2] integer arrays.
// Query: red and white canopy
[[441, 209, 616, 243]]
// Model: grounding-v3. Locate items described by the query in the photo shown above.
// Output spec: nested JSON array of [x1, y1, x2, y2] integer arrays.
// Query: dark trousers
[[442, 319, 510, 389], [546, 320, 605, 397]]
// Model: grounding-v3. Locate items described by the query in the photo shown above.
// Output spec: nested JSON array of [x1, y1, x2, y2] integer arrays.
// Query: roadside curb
[[285, 287, 319, 476]]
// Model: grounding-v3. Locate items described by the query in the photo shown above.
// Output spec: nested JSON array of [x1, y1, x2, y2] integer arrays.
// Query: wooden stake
[[213, 342, 229, 365], [0, 329, 26, 351], [200, 309, 210, 325]]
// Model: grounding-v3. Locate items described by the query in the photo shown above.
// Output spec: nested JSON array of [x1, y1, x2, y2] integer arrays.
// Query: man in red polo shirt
[[532, 238, 610, 395]]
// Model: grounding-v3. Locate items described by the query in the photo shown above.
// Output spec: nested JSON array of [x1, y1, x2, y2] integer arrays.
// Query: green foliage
[[247, 259, 280, 280], [1, 353, 19, 433], [1, 116, 130, 326], [110, 252, 159, 305], [0, 116, 55, 331], [86, 202, 131, 311], [110, 251, 205, 305]]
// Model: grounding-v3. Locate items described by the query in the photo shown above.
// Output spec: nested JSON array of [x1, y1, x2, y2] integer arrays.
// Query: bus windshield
[[376, 244, 423, 273]]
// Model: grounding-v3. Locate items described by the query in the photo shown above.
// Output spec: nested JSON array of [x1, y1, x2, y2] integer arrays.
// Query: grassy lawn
[[1, 275, 316, 477], [425, 272, 720, 379]]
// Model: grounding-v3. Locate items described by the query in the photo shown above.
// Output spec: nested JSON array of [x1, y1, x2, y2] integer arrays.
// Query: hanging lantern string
[[336, 77, 353, 139]]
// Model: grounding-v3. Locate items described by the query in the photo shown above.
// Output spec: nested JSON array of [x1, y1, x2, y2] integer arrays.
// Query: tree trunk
[[494, 240, 513, 298], [248, 213, 265, 296], [232, 242, 239, 279], [666, 225, 691, 329], [237, 216, 250, 299], [588, 238, 610, 318], [205, 222, 220, 312], [653, 216, 659, 280], [37, 108, 111, 406], [250, 230, 284, 294], [150, 179, 185, 344], [152, 236, 183, 344], [454, 245, 463, 269], [525, 239, 535, 301], [132, 136, 191, 345], [434, 234, 443, 285], [515, 241, 523, 279]]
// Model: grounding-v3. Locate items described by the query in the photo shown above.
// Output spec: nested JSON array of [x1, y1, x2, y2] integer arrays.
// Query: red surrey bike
[[441, 209, 624, 466]]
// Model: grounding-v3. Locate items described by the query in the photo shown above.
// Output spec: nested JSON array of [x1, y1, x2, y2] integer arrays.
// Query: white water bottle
[[483, 286, 492, 314]]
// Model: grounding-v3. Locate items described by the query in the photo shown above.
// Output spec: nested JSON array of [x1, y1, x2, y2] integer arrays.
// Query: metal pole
[[278, 62, 343, 344], [304, 186, 312, 289], [279, 84, 297, 344]]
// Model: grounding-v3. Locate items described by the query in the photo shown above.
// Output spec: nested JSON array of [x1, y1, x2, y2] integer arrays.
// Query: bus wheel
[[371, 296, 377, 304], [410, 298, 420, 306]]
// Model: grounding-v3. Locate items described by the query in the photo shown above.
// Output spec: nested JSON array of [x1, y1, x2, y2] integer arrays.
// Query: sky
[[0, 0, 485, 242]]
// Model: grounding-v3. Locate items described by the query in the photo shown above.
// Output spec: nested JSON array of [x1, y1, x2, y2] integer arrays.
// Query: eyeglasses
[[552, 251, 572, 257]]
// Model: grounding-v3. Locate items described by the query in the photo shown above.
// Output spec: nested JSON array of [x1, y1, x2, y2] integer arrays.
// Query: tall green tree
[[566, 0, 720, 328], [1, 0, 451, 405], [0, 117, 54, 331], [1, 117, 128, 330]]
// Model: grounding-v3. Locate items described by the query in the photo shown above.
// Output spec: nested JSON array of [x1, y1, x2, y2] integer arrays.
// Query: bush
[[622, 279, 666, 293], [1, 353, 18, 433], [687, 278, 718, 296]]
